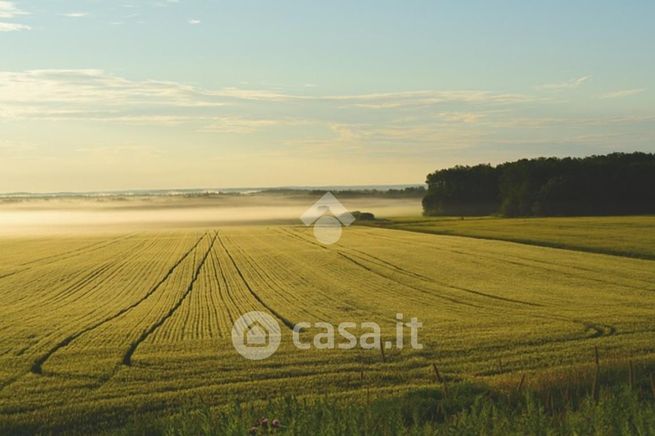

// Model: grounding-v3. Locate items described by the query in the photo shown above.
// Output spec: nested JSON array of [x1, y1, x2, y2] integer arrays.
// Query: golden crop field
[[1, 225, 654, 432], [371, 215, 655, 259]]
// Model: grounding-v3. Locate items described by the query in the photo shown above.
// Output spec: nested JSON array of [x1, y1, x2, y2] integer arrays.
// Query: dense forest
[[423, 152, 655, 217]]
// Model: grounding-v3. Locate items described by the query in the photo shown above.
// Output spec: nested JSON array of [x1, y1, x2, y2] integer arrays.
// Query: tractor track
[[0, 234, 137, 285], [29, 232, 209, 375], [280, 228, 478, 308], [340, 247, 542, 308], [368, 229, 655, 291], [216, 233, 296, 330], [121, 232, 217, 366], [282, 227, 536, 309]]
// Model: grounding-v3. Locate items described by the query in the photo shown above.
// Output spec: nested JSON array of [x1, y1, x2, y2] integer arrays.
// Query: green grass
[[365, 215, 655, 259], [117, 372, 655, 436]]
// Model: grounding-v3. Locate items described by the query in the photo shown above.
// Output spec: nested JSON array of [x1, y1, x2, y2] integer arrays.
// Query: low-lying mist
[[0, 194, 421, 235]]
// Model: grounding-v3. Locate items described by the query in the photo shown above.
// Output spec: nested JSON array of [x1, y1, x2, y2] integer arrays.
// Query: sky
[[1, 0, 654, 193]]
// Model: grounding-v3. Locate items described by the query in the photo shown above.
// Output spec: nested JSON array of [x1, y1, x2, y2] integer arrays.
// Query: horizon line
[[0, 183, 426, 197]]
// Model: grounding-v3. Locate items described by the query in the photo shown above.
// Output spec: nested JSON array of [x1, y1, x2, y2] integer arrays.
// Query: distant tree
[[351, 211, 375, 221]]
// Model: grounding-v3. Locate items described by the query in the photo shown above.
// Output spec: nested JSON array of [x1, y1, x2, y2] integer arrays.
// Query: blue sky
[[1, 0, 654, 192]]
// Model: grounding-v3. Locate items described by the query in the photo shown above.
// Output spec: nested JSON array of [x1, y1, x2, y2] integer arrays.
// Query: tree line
[[423, 152, 655, 217]]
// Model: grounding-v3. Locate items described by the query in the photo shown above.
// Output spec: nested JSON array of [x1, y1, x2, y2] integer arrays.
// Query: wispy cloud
[[0, 69, 225, 106], [188, 19, 200, 25], [334, 90, 531, 109], [536, 75, 591, 91], [436, 111, 485, 124], [5, 68, 638, 156], [0, 68, 544, 153], [60, 12, 89, 18], [599, 88, 646, 99], [0, 21, 28, 31], [202, 117, 307, 133], [206, 87, 298, 102], [0, 0, 29, 31], [0, 1, 26, 18]]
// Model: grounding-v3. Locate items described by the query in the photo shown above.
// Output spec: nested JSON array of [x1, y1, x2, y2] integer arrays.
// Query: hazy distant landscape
[[0, 190, 422, 234]]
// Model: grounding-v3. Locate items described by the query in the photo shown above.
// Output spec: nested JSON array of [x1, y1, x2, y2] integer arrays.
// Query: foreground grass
[[118, 357, 655, 435], [366, 215, 655, 259], [121, 379, 655, 435]]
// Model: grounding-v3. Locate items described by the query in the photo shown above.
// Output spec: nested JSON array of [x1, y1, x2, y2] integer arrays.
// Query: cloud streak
[[599, 88, 646, 99], [0, 21, 28, 31], [536, 75, 591, 91], [0, 1, 26, 18], [2, 68, 651, 162], [0, 69, 535, 121], [201, 117, 308, 133], [60, 12, 89, 18], [0, 0, 28, 31]]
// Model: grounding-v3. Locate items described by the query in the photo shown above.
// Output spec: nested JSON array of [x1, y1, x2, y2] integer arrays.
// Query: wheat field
[[0, 225, 654, 432]]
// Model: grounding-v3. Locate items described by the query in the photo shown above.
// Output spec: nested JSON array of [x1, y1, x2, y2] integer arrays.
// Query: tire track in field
[[18, 233, 136, 268], [0, 235, 142, 309], [444, 246, 655, 293], [372, 223, 655, 261], [5, 237, 159, 329], [223, 232, 331, 321], [344, 228, 651, 300], [212, 248, 237, 330], [533, 313, 617, 338], [340, 247, 542, 308], [15, 237, 154, 312], [232, 229, 403, 325], [341, 245, 434, 282], [0, 270, 27, 280], [489, 250, 655, 289], [0, 234, 136, 284], [30, 237, 161, 313], [0, 374, 22, 391], [254, 230, 366, 321], [12, 239, 162, 350], [583, 322, 617, 337], [15, 262, 116, 310], [216, 233, 296, 330], [282, 229, 616, 347], [437, 321, 617, 373], [336, 252, 482, 309], [367, 229, 655, 292], [281, 228, 508, 309], [122, 232, 217, 366], [29, 232, 209, 375], [279, 228, 474, 308], [278, 227, 327, 250], [536, 314, 616, 338]]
